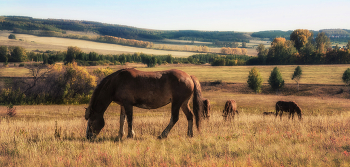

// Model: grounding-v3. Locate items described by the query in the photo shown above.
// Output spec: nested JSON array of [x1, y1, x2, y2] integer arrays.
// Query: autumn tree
[[315, 32, 331, 54], [267, 38, 298, 65], [247, 67, 263, 93], [290, 29, 312, 51], [292, 66, 302, 91]]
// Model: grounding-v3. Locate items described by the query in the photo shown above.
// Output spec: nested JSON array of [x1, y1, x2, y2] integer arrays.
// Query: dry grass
[[1, 91, 350, 166], [0, 31, 195, 57]]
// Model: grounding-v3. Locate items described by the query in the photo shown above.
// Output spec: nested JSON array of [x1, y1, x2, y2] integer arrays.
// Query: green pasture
[[135, 64, 350, 85]]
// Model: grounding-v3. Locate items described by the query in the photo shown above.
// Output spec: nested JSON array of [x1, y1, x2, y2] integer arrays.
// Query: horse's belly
[[135, 101, 171, 109]]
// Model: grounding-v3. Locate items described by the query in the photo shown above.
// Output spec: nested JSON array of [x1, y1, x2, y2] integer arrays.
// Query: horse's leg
[[124, 104, 135, 138], [180, 98, 194, 137], [158, 100, 182, 139], [117, 105, 126, 140], [279, 110, 283, 120]]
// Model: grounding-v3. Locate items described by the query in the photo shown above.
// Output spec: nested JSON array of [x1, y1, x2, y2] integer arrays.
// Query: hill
[[0, 16, 250, 42]]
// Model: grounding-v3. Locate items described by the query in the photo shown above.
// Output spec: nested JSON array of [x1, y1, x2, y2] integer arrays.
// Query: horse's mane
[[89, 69, 128, 109]]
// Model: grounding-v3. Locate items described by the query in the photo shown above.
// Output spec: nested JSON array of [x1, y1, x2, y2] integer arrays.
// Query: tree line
[[250, 29, 350, 65], [0, 45, 252, 67]]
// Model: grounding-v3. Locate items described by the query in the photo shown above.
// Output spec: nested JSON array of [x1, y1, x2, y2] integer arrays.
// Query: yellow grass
[[1, 92, 350, 166], [134, 64, 350, 85]]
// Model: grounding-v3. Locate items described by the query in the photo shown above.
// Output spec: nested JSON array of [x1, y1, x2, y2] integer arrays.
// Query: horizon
[[1, 0, 350, 32]]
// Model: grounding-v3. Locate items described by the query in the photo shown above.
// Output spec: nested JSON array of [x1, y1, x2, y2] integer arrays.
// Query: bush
[[8, 34, 16, 39], [247, 67, 263, 93], [268, 67, 284, 93]]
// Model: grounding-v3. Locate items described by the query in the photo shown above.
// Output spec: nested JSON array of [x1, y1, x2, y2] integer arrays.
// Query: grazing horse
[[222, 100, 238, 120], [85, 68, 203, 139], [202, 98, 210, 119], [275, 101, 302, 120]]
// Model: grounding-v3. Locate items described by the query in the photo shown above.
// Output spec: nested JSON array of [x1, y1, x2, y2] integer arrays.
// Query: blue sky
[[1, 0, 349, 32]]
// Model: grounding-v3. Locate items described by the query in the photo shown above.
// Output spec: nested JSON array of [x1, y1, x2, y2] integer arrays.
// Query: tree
[[290, 29, 312, 51], [292, 66, 302, 91], [256, 44, 268, 65], [347, 40, 350, 50], [64, 46, 81, 64], [247, 67, 263, 93], [315, 32, 331, 54], [342, 68, 350, 91], [268, 67, 284, 93], [9, 46, 27, 62], [0, 46, 9, 62], [8, 34, 16, 39]]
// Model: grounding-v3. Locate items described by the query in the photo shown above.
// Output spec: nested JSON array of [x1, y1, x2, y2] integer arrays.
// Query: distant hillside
[[0, 16, 250, 42]]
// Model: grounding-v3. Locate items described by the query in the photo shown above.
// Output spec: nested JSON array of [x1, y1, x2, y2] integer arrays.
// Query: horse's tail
[[191, 75, 203, 131]]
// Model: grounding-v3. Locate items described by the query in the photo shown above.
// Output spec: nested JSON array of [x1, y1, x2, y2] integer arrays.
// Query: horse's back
[[111, 68, 194, 109]]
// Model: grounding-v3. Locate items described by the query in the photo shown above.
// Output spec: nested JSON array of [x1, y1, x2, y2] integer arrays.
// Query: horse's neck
[[91, 95, 112, 115]]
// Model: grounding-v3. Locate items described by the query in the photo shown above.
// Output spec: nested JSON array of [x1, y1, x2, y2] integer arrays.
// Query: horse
[[202, 98, 210, 119], [85, 68, 203, 140], [222, 100, 238, 120], [275, 101, 302, 120]]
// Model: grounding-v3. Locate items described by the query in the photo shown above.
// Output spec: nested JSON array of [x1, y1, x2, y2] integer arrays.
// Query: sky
[[1, 0, 350, 32]]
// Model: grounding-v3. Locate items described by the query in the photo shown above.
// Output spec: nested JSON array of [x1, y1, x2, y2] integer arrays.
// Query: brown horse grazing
[[222, 100, 238, 120], [202, 98, 210, 119], [275, 101, 302, 120], [85, 68, 203, 140]]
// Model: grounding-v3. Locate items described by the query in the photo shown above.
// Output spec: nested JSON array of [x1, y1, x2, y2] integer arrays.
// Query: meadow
[[1, 63, 350, 166], [1, 90, 350, 166]]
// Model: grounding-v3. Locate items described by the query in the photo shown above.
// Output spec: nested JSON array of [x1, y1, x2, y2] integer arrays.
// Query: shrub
[[268, 67, 284, 93], [247, 67, 263, 93], [8, 34, 16, 39]]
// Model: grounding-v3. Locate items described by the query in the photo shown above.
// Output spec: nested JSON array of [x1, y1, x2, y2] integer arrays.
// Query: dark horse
[[85, 68, 203, 139], [275, 101, 302, 120], [222, 100, 238, 120]]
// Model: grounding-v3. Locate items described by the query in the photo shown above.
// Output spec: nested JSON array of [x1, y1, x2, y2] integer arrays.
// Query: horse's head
[[85, 107, 105, 139]]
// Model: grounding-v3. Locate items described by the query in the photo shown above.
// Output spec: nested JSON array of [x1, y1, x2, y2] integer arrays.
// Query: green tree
[[290, 29, 312, 51], [268, 67, 284, 93], [9, 46, 27, 62], [342, 68, 350, 91], [65, 46, 81, 64], [247, 67, 263, 93], [8, 34, 16, 39], [315, 32, 331, 54], [346, 40, 350, 50], [256, 44, 268, 65], [0, 46, 9, 62], [292, 66, 302, 91]]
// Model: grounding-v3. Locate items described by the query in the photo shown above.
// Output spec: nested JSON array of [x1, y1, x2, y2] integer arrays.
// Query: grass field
[[0, 30, 259, 57], [1, 90, 350, 166], [80, 63, 350, 85], [1, 63, 350, 85], [0, 31, 196, 57]]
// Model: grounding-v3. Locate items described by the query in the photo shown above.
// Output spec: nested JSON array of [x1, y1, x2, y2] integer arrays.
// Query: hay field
[[0, 31, 195, 57], [1, 90, 350, 166], [1, 64, 350, 85]]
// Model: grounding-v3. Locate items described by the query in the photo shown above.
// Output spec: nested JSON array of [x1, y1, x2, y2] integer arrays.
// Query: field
[[0, 30, 259, 57], [1, 90, 350, 166], [1, 63, 350, 166]]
